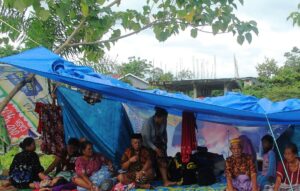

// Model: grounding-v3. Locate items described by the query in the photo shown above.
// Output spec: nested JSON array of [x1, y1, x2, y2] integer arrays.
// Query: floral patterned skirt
[[77, 165, 113, 191]]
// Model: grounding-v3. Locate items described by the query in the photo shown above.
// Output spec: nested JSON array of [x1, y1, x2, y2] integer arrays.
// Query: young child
[[258, 134, 276, 190]]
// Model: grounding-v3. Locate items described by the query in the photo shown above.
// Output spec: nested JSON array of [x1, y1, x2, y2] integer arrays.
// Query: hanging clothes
[[181, 111, 197, 163], [35, 102, 44, 134], [35, 102, 64, 155]]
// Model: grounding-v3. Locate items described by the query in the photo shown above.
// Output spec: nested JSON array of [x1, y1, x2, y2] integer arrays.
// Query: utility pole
[[214, 55, 217, 79], [234, 54, 239, 79]]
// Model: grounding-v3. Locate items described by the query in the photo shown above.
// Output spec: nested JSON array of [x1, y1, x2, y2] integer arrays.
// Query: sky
[[107, 0, 300, 79]]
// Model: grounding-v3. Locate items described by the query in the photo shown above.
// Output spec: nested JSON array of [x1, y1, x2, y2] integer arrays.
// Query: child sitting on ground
[[257, 134, 276, 190]]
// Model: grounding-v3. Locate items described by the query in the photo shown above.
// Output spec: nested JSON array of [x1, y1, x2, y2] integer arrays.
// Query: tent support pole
[[264, 114, 293, 190]]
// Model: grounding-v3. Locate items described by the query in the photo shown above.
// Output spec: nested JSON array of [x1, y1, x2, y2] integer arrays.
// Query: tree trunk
[[0, 73, 35, 113], [0, 19, 85, 113]]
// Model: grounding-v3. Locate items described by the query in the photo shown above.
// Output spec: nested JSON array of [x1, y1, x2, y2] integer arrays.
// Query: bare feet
[[39, 188, 51, 191], [163, 181, 177, 187], [1, 180, 11, 187], [0, 185, 17, 191]]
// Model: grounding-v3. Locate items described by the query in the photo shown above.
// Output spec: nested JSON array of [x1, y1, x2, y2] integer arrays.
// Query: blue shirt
[[141, 116, 167, 150]]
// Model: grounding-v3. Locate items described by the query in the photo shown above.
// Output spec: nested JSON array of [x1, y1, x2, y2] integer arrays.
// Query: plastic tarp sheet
[[1, 47, 300, 126], [0, 116, 10, 145], [0, 64, 49, 144], [56, 87, 133, 163], [123, 103, 289, 158]]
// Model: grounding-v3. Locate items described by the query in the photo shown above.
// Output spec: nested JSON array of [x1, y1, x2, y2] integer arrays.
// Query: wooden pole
[[0, 73, 35, 113]]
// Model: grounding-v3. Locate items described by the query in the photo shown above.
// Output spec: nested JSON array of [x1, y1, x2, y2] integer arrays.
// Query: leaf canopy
[[0, 0, 258, 63]]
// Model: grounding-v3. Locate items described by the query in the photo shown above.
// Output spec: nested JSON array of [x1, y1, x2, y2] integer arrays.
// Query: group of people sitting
[[0, 134, 161, 191], [226, 135, 300, 191], [1, 105, 300, 191], [0, 137, 110, 191], [0, 107, 175, 191]]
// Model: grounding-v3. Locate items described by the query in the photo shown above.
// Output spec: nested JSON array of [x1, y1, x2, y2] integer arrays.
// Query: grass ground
[[0, 146, 54, 175]]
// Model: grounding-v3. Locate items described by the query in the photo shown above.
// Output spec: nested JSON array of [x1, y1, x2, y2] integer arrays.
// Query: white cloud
[[108, 0, 300, 78]]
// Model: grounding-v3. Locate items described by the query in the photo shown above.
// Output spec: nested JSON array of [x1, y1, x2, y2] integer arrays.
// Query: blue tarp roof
[[1, 46, 300, 126]]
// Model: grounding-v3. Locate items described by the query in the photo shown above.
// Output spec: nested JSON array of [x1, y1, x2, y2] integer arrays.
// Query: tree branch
[[176, 19, 229, 34], [105, 0, 121, 9], [68, 18, 228, 47], [68, 21, 157, 47], [54, 18, 86, 54], [0, 74, 35, 113], [196, 28, 229, 34], [0, 1, 118, 114]]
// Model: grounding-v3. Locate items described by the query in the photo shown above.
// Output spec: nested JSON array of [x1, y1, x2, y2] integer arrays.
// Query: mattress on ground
[[134, 183, 226, 191]]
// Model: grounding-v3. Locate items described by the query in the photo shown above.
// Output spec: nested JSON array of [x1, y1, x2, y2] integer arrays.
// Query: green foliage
[[150, 0, 258, 45], [146, 85, 161, 90], [148, 67, 174, 82], [0, 0, 258, 65], [0, 146, 19, 170], [283, 47, 300, 70], [116, 57, 177, 84], [159, 72, 174, 82], [0, 146, 55, 171], [243, 84, 300, 101], [190, 28, 198, 38], [245, 32, 252, 43], [237, 35, 245, 45], [256, 57, 279, 79], [0, 45, 20, 57], [119, 57, 152, 78], [81, 55, 175, 84], [148, 67, 164, 82], [211, 90, 224, 97], [243, 47, 300, 101], [288, 3, 300, 27], [176, 69, 194, 80], [40, 154, 55, 170]]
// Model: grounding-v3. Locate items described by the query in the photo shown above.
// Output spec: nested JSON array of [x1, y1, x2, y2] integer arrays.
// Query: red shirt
[[277, 159, 300, 185], [75, 154, 107, 177]]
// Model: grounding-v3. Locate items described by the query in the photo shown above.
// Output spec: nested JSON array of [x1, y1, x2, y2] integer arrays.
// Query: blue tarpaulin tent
[[2, 46, 300, 190], [56, 87, 132, 164], [1, 47, 300, 126]]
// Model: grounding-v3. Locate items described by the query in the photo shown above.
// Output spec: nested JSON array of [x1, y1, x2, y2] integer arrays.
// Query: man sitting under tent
[[117, 133, 154, 189], [225, 138, 258, 191], [141, 107, 176, 186]]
